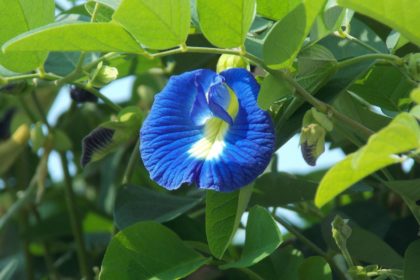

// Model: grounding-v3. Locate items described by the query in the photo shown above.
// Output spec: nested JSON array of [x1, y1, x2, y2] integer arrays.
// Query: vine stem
[[274, 215, 348, 280], [336, 53, 404, 69], [121, 138, 140, 185], [59, 152, 92, 280], [31, 93, 92, 280]]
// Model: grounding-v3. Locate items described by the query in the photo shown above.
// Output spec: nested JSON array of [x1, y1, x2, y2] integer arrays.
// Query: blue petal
[[140, 68, 275, 192], [140, 69, 216, 190], [196, 68, 275, 191]]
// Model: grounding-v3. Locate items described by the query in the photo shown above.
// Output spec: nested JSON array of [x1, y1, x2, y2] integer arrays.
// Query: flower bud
[[300, 123, 326, 166], [404, 53, 420, 82], [70, 86, 98, 103], [90, 62, 118, 87], [216, 54, 250, 73]]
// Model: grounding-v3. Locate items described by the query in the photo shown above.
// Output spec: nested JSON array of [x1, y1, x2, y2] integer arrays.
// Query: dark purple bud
[[70, 86, 98, 103]]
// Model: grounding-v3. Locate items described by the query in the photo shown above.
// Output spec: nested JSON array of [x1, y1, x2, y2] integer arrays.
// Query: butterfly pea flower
[[140, 68, 275, 192]]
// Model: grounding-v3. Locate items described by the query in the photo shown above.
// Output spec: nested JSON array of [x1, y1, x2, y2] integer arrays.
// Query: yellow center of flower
[[188, 86, 239, 160]]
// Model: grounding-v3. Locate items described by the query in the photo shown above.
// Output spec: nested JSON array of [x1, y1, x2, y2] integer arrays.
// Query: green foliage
[[220, 206, 282, 269], [4, 22, 144, 53], [404, 240, 420, 280], [205, 185, 253, 259], [0, 0, 54, 72], [100, 222, 209, 279], [197, 0, 256, 48], [338, 0, 420, 46], [315, 113, 420, 207], [113, 0, 190, 49], [1, 0, 420, 279]]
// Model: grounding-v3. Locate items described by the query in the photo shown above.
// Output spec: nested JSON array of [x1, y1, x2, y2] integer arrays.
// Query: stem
[[0, 152, 49, 232], [83, 86, 121, 112], [59, 152, 92, 280], [269, 70, 375, 137], [30, 92, 91, 279], [338, 32, 381, 53], [336, 53, 403, 69], [121, 138, 140, 185], [32, 207, 60, 280], [274, 215, 347, 280]]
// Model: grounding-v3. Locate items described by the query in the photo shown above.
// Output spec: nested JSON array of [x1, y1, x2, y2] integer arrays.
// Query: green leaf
[[251, 172, 318, 206], [337, 0, 420, 46], [411, 87, 420, 104], [386, 179, 420, 225], [257, 74, 294, 110], [3, 22, 143, 53], [315, 113, 420, 207], [100, 222, 209, 280], [206, 184, 253, 259], [220, 206, 282, 269], [347, 227, 404, 269], [350, 65, 415, 111], [0, 0, 54, 72], [85, 1, 115, 22], [263, 0, 326, 68], [256, 0, 301, 21], [114, 185, 202, 229], [197, 0, 256, 48], [0, 258, 19, 280], [404, 240, 420, 280], [113, 0, 190, 49], [298, 256, 332, 280], [251, 245, 304, 280]]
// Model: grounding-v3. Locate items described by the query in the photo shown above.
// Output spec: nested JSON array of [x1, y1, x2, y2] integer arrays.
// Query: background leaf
[[100, 222, 209, 279], [206, 185, 253, 259], [220, 206, 282, 269], [113, 0, 191, 49], [315, 113, 420, 207], [337, 0, 420, 46], [298, 256, 332, 280], [114, 185, 202, 229], [197, 0, 256, 48], [404, 240, 420, 280], [0, 0, 55, 72], [3, 22, 143, 53]]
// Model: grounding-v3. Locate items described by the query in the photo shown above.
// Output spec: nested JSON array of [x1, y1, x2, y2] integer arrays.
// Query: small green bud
[[410, 87, 420, 104], [0, 76, 7, 86], [30, 122, 46, 152], [90, 62, 118, 87], [404, 53, 420, 82], [300, 123, 326, 166], [216, 54, 250, 73]]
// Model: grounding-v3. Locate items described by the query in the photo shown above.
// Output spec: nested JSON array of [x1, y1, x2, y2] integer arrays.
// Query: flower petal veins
[[140, 68, 275, 192]]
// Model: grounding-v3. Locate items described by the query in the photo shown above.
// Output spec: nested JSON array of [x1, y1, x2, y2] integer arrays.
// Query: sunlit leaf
[[221, 206, 282, 269], [206, 185, 253, 259], [337, 0, 420, 46], [3, 22, 143, 53], [0, 0, 54, 72], [197, 0, 256, 48], [113, 0, 190, 49], [315, 113, 420, 207]]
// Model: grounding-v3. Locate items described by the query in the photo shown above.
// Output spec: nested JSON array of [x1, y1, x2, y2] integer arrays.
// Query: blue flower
[[140, 68, 275, 192]]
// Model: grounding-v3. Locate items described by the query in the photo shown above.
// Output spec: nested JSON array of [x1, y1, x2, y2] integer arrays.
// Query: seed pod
[[216, 54, 250, 73], [70, 86, 98, 103]]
